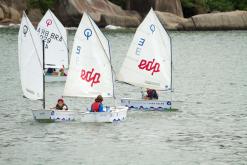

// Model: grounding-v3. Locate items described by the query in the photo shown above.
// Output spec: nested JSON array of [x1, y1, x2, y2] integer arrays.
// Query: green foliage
[[28, 0, 56, 14], [109, 0, 126, 9], [181, 0, 247, 17], [206, 0, 234, 12], [181, 0, 206, 17]]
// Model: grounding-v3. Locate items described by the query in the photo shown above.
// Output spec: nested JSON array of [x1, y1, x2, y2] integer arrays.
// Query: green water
[[0, 28, 247, 164]]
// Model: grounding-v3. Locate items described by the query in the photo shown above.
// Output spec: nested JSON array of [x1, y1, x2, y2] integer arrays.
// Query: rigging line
[[87, 13, 116, 98], [23, 13, 43, 75]]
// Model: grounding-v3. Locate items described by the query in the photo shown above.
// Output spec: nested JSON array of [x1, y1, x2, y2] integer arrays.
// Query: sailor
[[91, 95, 104, 112], [55, 98, 68, 110], [59, 68, 67, 76], [46, 68, 55, 75], [144, 88, 158, 100]]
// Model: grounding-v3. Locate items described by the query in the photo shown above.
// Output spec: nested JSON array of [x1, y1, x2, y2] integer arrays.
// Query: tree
[[28, 0, 56, 14]]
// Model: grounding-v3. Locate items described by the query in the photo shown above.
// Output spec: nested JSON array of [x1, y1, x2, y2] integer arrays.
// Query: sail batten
[[37, 9, 68, 69], [18, 12, 43, 100], [63, 13, 113, 98], [117, 9, 172, 90]]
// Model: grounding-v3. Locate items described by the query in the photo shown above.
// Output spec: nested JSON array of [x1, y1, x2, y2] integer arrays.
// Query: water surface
[[0, 28, 246, 164]]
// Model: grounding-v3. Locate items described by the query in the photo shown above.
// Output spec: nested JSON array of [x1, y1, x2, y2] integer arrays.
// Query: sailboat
[[19, 12, 75, 122], [118, 9, 173, 110], [63, 12, 128, 122], [37, 9, 69, 82]]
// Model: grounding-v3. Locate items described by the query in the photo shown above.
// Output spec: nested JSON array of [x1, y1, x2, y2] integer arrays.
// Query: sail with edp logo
[[63, 12, 113, 98], [63, 12, 128, 122], [118, 8, 176, 111]]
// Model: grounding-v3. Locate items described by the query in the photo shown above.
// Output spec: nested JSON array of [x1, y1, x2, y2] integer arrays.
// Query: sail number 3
[[138, 59, 160, 75], [81, 68, 101, 87]]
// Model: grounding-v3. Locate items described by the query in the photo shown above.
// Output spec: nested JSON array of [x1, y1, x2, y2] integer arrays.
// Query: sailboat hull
[[79, 106, 128, 123], [121, 98, 172, 110], [45, 75, 67, 82], [32, 106, 128, 123], [32, 109, 76, 122]]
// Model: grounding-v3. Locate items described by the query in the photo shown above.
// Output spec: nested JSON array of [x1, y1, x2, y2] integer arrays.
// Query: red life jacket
[[91, 102, 100, 112], [147, 89, 153, 97]]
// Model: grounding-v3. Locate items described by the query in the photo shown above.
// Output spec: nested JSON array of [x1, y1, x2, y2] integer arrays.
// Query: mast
[[108, 40, 116, 99], [170, 35, 173, 109], [42, 40, 45, 109], [170, 36, 173, 92]]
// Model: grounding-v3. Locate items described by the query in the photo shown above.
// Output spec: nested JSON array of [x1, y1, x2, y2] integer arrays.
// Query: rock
[[54, 0, 141, 27], [180, 18, 195, 30], [0, 7, 3, 20], [126, 0, 183, 17], [8, 0, 27, 12], [154, 0, 183, 17], [27, 8, 43, 27], [156, 10, 247, 30], [9, 7, 20, 22], [0, 1, 24, 25], [0, 4, 10, 18], [99, 14, 140, 27], [187, 10, 247, 30], [155, 11, 187, 30]]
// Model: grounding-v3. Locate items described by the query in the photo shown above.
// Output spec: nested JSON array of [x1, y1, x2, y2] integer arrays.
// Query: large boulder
[[155, 11, 187, 30], [27, 8, 43, 26], [54, 0, 141, 27], [126, 0, 183, 17], [9, 7, 20, 22], [156, 10, 247, 30], [0, 6, 4, 20], [183, 10, 247, 30], [0, 0, 24, 24]]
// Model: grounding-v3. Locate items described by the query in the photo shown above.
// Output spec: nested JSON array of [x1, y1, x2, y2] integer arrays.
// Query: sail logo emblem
[[150, 24, 156, 33], [23, 25, 28, 37], [81, 68, 100, 87], [84, 28, 92, 40], [138, 59, 160, 75], [46, 19, 52, 27]]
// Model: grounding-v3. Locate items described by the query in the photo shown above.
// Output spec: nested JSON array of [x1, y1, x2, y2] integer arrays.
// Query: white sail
[[63, 13, 113, 98], [118, 8, 172, 90], [18, 12, 43, 100], [37, 9, 68, 68]]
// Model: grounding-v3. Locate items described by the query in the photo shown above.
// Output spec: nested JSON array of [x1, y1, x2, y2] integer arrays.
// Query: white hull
[[32, 106, 128, 123], [32, 109, 76, 122], [45, 75, 66, 82], [79, 106, 128, 123], [121, 98, 172, 110]]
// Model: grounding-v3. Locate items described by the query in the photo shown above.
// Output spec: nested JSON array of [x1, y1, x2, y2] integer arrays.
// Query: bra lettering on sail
[[46, 19, 52, 27], [80, 68, 100, 87], [138, 59, 160, 75], [84, 28, 92, 40]]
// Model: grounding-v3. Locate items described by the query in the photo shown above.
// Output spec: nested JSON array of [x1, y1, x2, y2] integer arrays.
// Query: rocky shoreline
[[1, 0, 247, 30]]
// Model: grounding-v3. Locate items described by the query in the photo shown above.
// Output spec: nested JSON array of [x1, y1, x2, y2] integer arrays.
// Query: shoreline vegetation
[[0, 0, 247, 30]]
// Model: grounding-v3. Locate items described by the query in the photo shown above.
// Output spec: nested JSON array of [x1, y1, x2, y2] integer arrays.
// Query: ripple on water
[[0, 29, 247, 164]]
